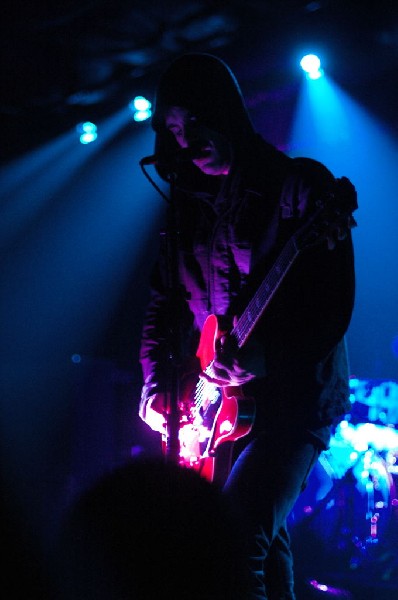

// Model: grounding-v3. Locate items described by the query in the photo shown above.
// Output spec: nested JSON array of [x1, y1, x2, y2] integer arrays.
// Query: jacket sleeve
[[138, 252, 196, 420], [138, 258, 170, 418], [262, 158, 357, 367], [298, 160, 357, 354]]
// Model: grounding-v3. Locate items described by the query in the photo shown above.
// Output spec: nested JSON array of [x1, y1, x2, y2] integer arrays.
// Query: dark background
[[2, 1, 398, 159]]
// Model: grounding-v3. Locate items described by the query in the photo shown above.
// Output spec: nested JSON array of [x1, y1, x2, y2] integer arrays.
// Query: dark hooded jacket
[[139, 53, 356, 437]]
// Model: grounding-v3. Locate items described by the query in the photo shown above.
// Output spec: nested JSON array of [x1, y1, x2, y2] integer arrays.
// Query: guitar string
[[234, 237, 299, 348]]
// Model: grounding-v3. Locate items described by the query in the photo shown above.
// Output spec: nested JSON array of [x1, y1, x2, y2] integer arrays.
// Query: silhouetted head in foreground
[[53, 455, 248, 599]]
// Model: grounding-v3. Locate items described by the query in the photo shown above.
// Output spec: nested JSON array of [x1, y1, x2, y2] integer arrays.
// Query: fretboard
[[231, 235, 300, 348]]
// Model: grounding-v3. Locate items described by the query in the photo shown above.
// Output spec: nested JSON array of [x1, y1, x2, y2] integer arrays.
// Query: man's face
[[164, 106, 231, 176]]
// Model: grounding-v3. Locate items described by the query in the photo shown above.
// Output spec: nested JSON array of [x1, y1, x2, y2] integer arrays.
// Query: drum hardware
[[290, 378, 398, 591], [290, 441, 397, 583], [349, 378, 398, 426]]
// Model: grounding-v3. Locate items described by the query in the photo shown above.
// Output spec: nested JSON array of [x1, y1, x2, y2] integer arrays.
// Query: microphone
[[139, 143, 209, 166]]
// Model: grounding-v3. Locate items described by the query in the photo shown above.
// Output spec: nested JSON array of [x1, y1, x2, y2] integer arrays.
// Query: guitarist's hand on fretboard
[[201, 326, 266, 387]]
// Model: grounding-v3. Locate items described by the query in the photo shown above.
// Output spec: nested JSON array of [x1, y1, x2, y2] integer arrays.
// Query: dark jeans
[[223, 428, 322, 600]]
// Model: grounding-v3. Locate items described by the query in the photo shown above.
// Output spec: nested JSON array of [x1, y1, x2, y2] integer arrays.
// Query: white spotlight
[[300, 54, 323, 79], [131, 96, 151, 111], [76, 122, 98, 144], [129, 96, 152, 121]]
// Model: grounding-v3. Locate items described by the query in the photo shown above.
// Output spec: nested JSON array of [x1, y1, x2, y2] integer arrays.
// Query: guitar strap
[[279, 157, 311, 220], [280, 156, 338, 221], [280, 172, 297, 219]]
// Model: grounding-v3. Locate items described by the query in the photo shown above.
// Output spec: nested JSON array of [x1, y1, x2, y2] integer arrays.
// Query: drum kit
[[289, 377, 398, 591]]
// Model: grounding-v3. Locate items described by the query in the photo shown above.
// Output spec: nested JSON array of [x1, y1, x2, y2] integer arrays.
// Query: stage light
[[76, 121, 98, 144], [300, 54, 323, 79], [131, 96, 151, 111], [133, 109, 152, 122], [79, 132, 98, 144], [129, 96, 152, 122]]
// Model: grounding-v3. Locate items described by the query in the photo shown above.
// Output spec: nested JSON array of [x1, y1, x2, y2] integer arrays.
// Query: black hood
[[151, 53, 257, 183]]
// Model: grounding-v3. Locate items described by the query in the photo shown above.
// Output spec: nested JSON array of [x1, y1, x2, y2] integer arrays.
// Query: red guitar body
[[175, 314, 255, 483]]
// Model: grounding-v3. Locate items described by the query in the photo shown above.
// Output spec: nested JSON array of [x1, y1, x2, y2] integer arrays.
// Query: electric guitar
[[164, 177, 357, 482]]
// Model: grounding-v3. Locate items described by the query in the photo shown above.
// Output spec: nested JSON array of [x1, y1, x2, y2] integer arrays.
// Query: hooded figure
[[151, 53, 258, 184], [138, 52, 357, 600]]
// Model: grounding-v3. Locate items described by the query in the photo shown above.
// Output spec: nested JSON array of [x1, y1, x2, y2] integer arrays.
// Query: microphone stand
[[160, 171, 182, 466], [140, 154, 199, 467]]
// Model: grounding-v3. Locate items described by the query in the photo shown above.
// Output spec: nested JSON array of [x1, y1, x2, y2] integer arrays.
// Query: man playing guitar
[[138, 53, 357, 600]]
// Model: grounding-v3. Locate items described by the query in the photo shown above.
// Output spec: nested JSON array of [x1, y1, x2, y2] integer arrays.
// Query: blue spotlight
[[76, 121, 98, 144], [133, 110, 152, 122], [129, 96, 152, 122], [300, 54, 323, 79], [131, 96, 151, 111]]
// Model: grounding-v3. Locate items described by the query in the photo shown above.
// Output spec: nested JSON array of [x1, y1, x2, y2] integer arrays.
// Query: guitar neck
[[232, 235, 300, 348]]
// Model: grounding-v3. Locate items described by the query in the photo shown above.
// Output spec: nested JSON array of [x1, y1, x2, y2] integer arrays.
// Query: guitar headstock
[[297, 176, 358, 250]]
